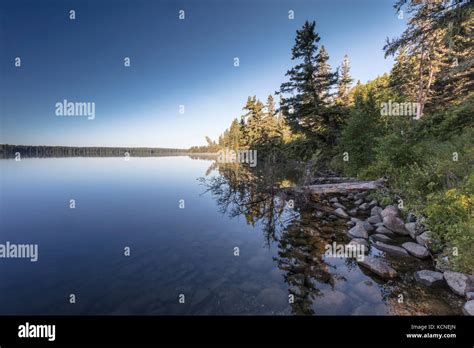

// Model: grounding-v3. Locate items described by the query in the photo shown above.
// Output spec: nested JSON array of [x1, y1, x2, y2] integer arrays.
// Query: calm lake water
[[0, 156, 463, 315]]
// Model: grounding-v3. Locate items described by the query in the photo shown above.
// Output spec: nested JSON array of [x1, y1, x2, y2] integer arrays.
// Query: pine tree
[[278, 21, 340, 145], [337, 55, 353, 105]]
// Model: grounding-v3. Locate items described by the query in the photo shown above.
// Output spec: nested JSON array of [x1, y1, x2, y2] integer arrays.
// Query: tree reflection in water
[[199, 159, 345, 314]]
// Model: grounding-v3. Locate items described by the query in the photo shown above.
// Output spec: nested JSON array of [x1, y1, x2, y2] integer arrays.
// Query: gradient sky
[[0, 0, 406, 148]]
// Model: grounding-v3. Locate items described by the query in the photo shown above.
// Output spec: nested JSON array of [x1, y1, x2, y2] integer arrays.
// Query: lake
[[0, 156, 463, 315]]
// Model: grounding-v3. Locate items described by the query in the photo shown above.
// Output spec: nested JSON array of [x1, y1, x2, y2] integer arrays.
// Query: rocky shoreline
[[309, 178, 474, 316]]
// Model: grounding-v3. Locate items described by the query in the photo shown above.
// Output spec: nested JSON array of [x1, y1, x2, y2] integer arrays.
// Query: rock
[[405, 222, 416, 239], [347, 193, 354, 199], [334, 207, 349, 219], [350, 217, 361, 223], [380, 205, 400, 218], [416, 231, 431, 246], [375, 225, 396, 237], [333, 202, 346, 210], [359, 203, 370, 211], [354, 199, 364, 206], [329, 197, 339, 204], [347, 223, 369, 239], [462, 301, 474, 316], [354, 192, 366, 200], [373, 242, 410, 257], [466, 292, 474, 301], [383, 215, 408, 235], [435, 256, 451, 273], [444, 271, 474, 297], [346, 221, 355, 227], [407, 212, 417, 223], [363, 221, 375, 234], [371, 206, 383, 217], [358, 256, 397, 280], [414, 270, 445, 288], [401, 242, 429, 259], [367, 214, 382, 224], [348, 208, 358, 216], [371, 234, 392, 243], [369, 199, 378, 208]]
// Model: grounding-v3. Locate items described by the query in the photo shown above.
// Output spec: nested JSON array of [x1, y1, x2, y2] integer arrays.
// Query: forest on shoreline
[[190, 0, 473, 273]]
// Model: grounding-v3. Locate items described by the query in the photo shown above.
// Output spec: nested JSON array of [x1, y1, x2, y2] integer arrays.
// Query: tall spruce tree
[[337, 54, 353, 105], [278, 21, 339, 145]]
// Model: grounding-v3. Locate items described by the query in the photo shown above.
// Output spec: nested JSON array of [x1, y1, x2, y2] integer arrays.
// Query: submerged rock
[[444, 271, 474, 297], [414, 270, 445, 288], [462, 301, 474, 316], [347, 223, 368, 239], [402, 242, 429, 259], [357, 256, 397, 280], [374, 242, 409, 257]]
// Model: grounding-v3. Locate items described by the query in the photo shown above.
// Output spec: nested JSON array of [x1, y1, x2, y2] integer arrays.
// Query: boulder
[[334, 208, 349, 219], [416, 231, 431, 247], [359, 203, 370, 211], [406, 212, 417, 223], [466, 292, 474, 301], [405, 222, 419, 239], [383, 215, 409, 235], [414, 270, 445, 288], [367, 214, 382, 224], [346, 221, 355, 227], [380, 205, 400, 219], [462, 301, 474, 316], [402, 242, 429, 259], [368, 199, 378, 208], [348, 208, 358, 216], [333, 202, 346, 210], [444, 271, 474, 297], [371, 206, 383, 217], [363, 221, 375, 234], [371, 234, 392, 243], [374, 242, 410, 257], [354, 199, 364, 206], [347, 223, 369, 239], [329, 197, 339, 204], [358, 256, 397, 280], [375, 226, 396, 237]]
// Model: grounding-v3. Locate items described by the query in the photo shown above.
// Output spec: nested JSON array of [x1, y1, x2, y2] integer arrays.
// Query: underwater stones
[[357, 256, 397, 280]]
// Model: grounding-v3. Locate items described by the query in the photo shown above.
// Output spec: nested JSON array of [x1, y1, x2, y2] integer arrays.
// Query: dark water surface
[[0, 157, 463, 315]]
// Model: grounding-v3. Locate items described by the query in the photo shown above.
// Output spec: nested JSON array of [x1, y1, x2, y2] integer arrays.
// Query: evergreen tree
[[337, 55, 353, 105]]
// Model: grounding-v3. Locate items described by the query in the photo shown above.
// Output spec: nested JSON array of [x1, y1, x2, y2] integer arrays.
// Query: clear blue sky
[[0, 0, 406, 148]]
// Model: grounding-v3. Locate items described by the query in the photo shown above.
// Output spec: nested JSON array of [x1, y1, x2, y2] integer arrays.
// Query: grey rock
[[444, 271, 474, 297], [402, 242, 429, 259], [333, 202, 346, 210], [380, 205, 400, 219], [358, 256, 397, 280], [359, 203, 370, 211], [348, 208, 358, 216], [414, 270, 445, 288], [347, 223, 369, 239], [348, 239, 369, 254], [354, 192, 366, 201], [354, 198, 364, 206], [466, 292, 474, 301], [371, 234, 392, 243], [407, 212, 417, 223], [375, 225, 396, 237], [383, 215, 409, 235], [416, 231, 431, 246], [363, 221, 375, 234], [329, 197, 339, 204], [371, 206, 383, 217], [405, 222, 421, 239], [346, 220, 355, 227], [462, 300, 474, 316], [374, 242, 410, 257], [350, 217, 361, 223], [334, 207, 349, 219], [367, 214, 382, 224], [369, 199, 378, 208]]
